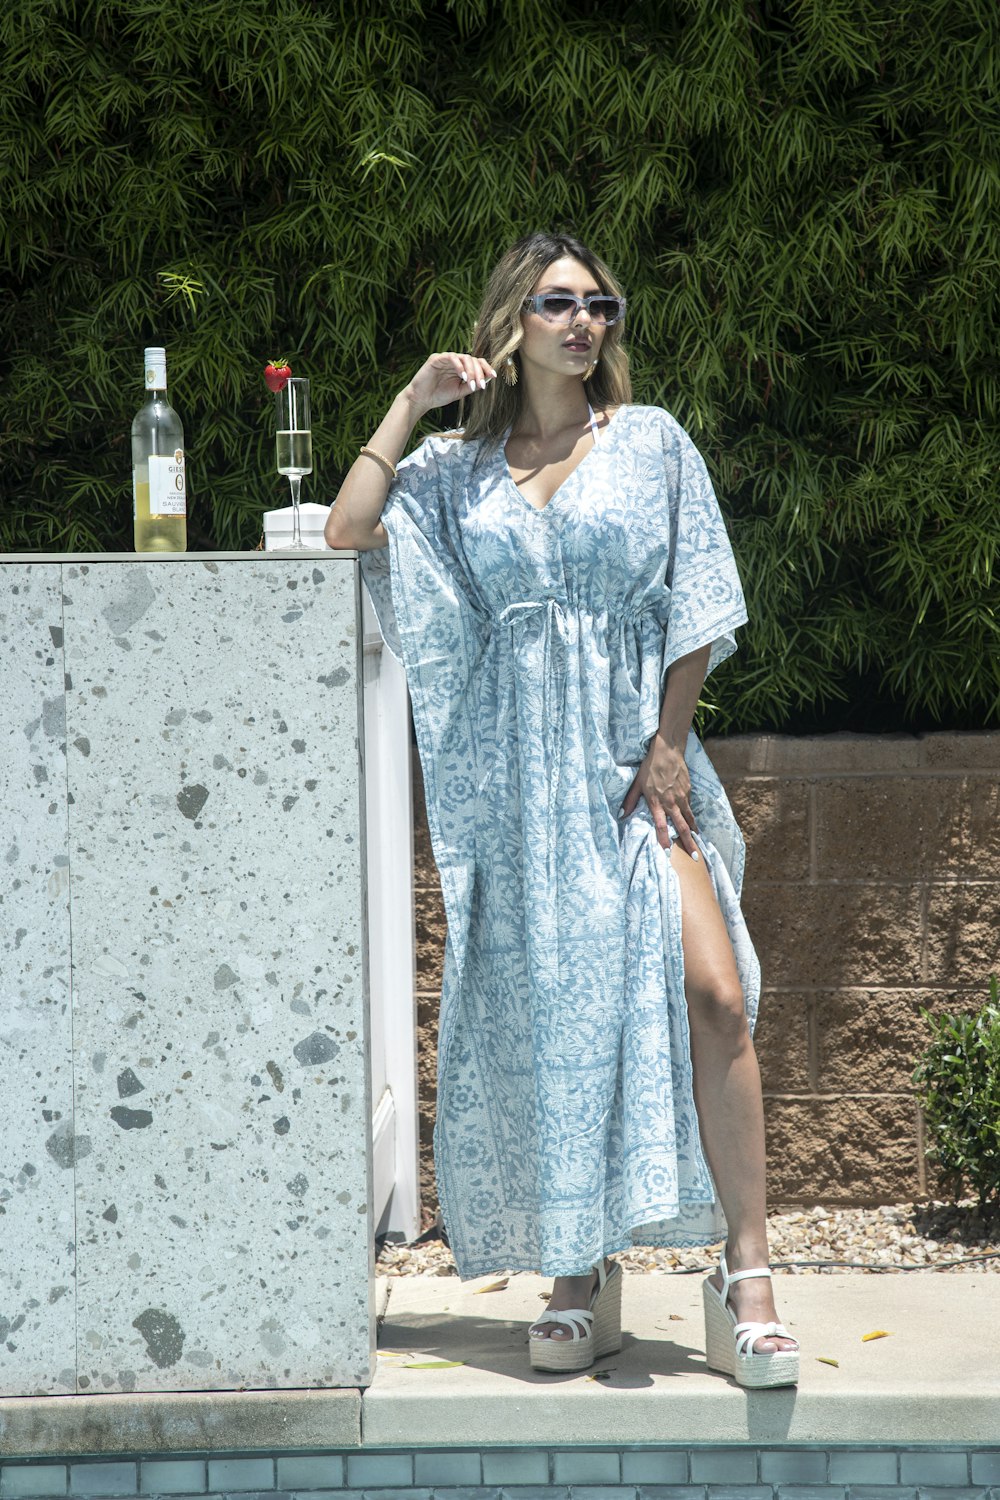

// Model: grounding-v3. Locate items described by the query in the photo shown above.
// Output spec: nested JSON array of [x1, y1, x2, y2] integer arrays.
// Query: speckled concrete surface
[[1, 556, 373, 1395], [1, 564, 77, 1391]]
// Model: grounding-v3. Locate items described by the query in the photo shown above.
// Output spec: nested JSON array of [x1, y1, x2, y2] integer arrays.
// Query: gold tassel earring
[[501, 354, 518, 386], [582, 358, 598, 382]]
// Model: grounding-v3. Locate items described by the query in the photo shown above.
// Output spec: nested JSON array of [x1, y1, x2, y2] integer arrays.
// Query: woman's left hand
[[620, 734, 699, 856]]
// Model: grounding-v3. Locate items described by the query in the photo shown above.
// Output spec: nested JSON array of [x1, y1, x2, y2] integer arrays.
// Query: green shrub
[[912, 977, 1000, 1216], [1, 0, 998, 733]]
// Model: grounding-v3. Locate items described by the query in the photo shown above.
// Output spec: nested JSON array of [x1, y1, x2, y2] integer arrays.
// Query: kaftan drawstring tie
[[497, 597, 572, 940]]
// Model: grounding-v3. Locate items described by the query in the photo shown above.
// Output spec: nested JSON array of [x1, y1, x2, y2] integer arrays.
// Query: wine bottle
[[132, 346, 187, 551]]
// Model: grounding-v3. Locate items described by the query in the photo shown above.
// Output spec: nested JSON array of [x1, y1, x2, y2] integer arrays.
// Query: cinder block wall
[[412, 733, 999, 1220]]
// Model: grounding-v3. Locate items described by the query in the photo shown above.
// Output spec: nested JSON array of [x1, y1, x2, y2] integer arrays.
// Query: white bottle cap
[[144, 347, 167, 390]]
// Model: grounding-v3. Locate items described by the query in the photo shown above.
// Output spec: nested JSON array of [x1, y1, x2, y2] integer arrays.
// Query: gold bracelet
[[359, 445, 397, 480]]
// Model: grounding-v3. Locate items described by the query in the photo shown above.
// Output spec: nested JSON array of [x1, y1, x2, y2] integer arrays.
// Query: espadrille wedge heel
[[528, 1258, 623, 1373], [702, 1252, 799, 1389]]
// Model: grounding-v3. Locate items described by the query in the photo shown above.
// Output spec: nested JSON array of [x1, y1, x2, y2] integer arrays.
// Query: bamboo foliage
[[1, 0, 997, 731]]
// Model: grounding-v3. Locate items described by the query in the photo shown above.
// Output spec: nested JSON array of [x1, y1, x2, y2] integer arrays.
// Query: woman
[[325, 231, 799, 1387]]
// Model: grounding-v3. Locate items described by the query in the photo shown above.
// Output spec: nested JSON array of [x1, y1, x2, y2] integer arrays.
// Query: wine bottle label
[[149, 451, 186, 516]]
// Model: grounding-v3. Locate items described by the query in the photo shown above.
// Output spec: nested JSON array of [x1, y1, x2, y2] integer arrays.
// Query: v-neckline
[[501, 403, 623, 515]]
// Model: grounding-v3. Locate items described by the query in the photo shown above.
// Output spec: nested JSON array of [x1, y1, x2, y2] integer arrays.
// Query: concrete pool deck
[[1, 1272, 997, 1455], [367, 1269, 1000, 1446]]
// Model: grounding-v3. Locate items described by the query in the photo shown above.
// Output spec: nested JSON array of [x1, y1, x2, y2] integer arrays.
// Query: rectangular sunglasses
[[522, 292, 626, 326]]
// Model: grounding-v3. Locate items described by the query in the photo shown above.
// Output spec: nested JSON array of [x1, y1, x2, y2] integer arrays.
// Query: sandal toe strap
[[529, 1307, 594, 1341], [733, 1320, 799, 1358]]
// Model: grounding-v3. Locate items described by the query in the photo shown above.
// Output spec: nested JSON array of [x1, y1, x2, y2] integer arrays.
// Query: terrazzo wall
[[1, 556, 373, 1396]]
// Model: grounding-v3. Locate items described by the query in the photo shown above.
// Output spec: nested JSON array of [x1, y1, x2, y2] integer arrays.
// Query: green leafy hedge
[[913, 978, 1000, 1216], [1, 0, 997, 733]]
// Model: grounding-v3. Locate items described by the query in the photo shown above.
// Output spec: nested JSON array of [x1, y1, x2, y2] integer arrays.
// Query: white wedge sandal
[[528, 1258, 623, 1373], [702, 1252, 800, 1388]]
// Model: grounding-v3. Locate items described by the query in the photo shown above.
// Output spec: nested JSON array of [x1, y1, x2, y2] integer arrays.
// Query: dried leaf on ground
[[474, 1277, 509, 1293], [817, 1356, 840, 1367], [403, 1358, 465, 1369], [861, 1329, 892, 1341]]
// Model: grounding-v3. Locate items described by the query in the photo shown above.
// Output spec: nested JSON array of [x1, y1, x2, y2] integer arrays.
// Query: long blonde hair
[[447, 231, 632, 447]]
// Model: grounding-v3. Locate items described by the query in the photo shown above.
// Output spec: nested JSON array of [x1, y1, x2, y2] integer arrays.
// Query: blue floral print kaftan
[[360, 403, 760, 1279]]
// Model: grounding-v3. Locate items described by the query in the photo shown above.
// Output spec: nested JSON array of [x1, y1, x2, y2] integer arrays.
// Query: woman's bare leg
[[670, 843, 795, 1352], [534, 842, 789, 1345]]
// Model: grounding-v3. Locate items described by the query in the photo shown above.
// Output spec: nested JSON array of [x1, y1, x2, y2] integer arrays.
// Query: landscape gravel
[[376, 1200, 1000, 1277]]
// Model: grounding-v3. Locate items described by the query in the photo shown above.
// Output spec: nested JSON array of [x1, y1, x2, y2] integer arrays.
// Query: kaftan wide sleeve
[[658, 412, 748, 680], [357, 435, 475, 666]]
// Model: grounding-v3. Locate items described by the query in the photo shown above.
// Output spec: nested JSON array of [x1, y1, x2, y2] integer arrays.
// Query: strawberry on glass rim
[[264, 358, 292, 392]]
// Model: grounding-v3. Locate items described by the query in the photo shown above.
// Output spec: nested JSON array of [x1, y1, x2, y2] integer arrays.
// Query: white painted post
[[361, 583, 420, 1242]]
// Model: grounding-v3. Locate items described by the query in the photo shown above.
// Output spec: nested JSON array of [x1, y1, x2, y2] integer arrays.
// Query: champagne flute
[[275, 377, 313, 550]]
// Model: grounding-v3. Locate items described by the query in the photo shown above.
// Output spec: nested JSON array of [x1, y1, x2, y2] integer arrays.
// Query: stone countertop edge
[[0, 550, 357, 562], [0, 1388, 362, 1458]]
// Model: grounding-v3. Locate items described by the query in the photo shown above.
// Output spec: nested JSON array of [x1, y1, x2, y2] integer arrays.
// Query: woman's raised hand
[[405, 353, 497, 415]]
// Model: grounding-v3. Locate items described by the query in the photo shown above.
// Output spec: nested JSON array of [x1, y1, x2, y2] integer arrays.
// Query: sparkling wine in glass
[[275, 377, 313, 550]]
